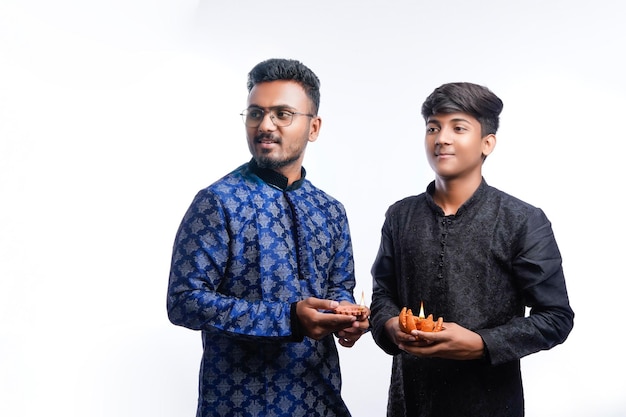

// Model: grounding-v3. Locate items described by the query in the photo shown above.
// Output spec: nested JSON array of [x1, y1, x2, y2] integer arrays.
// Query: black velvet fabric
[[370, 179, 574, 417]]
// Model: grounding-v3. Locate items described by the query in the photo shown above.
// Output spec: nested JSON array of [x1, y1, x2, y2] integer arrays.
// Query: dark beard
[[255, 153, 300, 170], [253, 132, 301, 170]]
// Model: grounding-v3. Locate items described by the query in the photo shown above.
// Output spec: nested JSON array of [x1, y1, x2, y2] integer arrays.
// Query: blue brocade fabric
[[167, 162, 355, 417]]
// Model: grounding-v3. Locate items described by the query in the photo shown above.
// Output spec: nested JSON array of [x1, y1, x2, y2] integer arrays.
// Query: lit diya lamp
[[333, 290, 368, 319], [398, 301, 443, 334]]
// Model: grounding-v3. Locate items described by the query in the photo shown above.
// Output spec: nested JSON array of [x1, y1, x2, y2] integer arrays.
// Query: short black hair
[[247, 58, 321, 114], [421, 82, 504, 136]]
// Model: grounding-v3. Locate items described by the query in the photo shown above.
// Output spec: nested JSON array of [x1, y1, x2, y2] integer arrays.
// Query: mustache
[[254, 133, 280, 143]]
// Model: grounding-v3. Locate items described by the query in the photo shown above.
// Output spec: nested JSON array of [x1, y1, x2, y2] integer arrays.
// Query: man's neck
[[249, 159, 306, 190]]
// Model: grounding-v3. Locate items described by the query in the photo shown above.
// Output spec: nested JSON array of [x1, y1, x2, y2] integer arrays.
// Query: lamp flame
[[418, 301, 425, 319], [359, 290, 365, 307]]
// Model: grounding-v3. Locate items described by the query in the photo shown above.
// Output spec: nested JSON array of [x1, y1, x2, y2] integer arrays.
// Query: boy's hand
[[397, 322, 485, 360]]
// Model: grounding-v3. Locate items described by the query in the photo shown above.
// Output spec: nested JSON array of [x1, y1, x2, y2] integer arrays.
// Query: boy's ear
[[482, 134, 496, 157]]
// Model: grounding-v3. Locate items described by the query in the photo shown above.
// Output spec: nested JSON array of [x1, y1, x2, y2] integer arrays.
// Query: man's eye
[[275, 110, 293, 120], [249, 110, 263, 119], [426, 127, 439, 133]]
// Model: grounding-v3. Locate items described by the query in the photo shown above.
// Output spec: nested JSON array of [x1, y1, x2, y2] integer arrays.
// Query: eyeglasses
[[240, 107, 316, 128]]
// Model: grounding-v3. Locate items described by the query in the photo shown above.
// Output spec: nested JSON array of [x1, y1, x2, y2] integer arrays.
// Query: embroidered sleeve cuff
[[290, 302, 305, 342]]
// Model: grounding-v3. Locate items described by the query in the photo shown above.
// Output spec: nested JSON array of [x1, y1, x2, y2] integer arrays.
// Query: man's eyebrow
[[246, 105, 296, 111]]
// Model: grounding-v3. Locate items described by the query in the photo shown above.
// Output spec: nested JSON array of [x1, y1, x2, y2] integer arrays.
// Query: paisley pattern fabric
[[168, 161, 355, 417], [370, 179, 574, 417]]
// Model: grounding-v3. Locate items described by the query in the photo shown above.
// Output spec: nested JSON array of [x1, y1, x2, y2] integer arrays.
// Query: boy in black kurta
[[370, 82, 574, 417]]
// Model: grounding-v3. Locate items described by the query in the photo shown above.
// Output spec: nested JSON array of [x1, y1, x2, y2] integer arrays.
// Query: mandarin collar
[[249, 159, 306, 191], [426, 178, 488, 216]]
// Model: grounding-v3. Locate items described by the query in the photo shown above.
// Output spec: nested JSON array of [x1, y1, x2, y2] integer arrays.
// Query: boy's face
[[424, 112, 495, 181]]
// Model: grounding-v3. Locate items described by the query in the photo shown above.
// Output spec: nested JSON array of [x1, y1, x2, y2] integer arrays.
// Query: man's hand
[[296, 298, 369, 345], [334, 301, 371, 348]]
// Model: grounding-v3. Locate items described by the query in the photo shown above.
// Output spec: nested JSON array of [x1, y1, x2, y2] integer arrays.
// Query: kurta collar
[[426, 178, 488, 216], [249, 158, 306, 191]]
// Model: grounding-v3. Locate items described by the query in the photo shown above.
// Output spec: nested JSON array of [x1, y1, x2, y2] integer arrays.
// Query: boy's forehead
[[427, 112, 479, 124]]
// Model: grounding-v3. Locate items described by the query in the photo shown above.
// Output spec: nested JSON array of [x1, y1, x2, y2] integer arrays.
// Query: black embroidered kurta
[[370, 179, 574, 417]]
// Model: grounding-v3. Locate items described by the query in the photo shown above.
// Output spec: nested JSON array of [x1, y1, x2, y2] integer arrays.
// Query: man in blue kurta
[[167, 58, 370, 417]]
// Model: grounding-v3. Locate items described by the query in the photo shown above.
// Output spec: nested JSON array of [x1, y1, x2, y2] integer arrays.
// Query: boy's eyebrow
[[450, 117, 474, 124]]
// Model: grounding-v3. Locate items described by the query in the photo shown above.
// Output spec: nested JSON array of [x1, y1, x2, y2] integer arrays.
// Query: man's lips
[[255, 134, 280, 144]]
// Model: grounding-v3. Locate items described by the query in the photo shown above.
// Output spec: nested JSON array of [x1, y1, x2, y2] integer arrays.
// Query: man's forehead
[[248, 80, 306, 99]]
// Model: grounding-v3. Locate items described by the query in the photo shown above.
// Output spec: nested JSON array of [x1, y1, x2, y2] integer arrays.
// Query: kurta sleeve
[[370, 212, 403, 355], [324, 205, 357, 303], [477, 208, 574, 365], [166, 190, 294, 340]]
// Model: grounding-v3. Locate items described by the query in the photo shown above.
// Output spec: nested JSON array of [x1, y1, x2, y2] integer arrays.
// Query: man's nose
[[258, 112, 277, 131]]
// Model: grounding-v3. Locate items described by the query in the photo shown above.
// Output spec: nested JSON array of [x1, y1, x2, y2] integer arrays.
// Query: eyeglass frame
[[240, 106, 316, 128]]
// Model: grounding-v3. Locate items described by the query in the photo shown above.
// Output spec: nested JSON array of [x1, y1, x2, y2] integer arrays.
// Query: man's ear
[[308, 116, 322, 143]]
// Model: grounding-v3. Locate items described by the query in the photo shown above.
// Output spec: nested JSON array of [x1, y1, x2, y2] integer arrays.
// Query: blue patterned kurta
[[167, 161, 356, 417]]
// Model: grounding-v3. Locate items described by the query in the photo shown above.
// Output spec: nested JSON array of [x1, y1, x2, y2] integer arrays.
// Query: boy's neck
[[433, 175, 482, 215]]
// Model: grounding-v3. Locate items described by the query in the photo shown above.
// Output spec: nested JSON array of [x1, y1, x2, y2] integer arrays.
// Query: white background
[[1, 1, 624, 416]]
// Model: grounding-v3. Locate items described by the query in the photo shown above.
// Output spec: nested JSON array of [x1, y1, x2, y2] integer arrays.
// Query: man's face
[[425, 112, 494, 180], [245, 80, 320, 177]]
